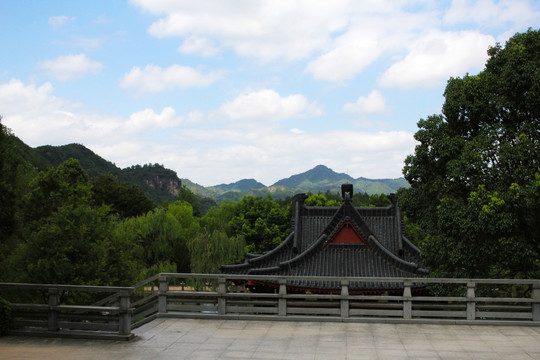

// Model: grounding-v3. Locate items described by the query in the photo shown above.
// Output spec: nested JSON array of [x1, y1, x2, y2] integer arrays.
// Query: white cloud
[[48, 16, 74, 27], [217, 89, 323, 121], [305, 39, 381, 82], [128, 1, 538, 86], [379, 30, 495, 89], [119, 64, 222, 93], [125, 107, 180, 133], [178, 36, 219, 57], [0, 78, 414, 186], [131, 0, 351, 61], [0, 79, 120, 146], [343, 90, 389, 115], [39, 54, 104, 81]]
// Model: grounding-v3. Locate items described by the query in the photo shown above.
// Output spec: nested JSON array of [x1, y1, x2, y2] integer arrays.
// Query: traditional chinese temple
[[219, 184, 428, 294]]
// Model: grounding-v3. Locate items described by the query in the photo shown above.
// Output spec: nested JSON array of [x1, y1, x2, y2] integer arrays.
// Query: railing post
[[532, 282, 540, 322], [467, 282, 476, 321], [118, 291, 131, 336], [47, 287, 60, 332], [278, 278, 287, 316], [158, 275, 168, 314], [341, 280, 349, 318], [218, 277, 227, 315], [403, 280, 412, 319]]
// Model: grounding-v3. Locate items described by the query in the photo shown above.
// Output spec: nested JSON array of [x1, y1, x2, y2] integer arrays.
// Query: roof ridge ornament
[[341, 183, 353, 201]]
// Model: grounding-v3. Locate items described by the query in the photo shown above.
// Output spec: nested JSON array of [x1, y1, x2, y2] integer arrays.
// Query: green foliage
[[401, 29, 540, 279], [305, 193, 339, 206], [12, 203, 113, 285], [228, 195, 290, 254], [0, 296, 12, 336], [352, 192, 391, 207], [93, 174, 155, 218], [35, 143, 119, 178], [121, 163, 182, 204], [0, 120, 17, 246], [0, 120, 37, 251], [115, 201, 198, 275], [8, 159, 122, 285], [31, 144, 185, 205], [188, 229, 245, 274], [177, 185, 217, 216], [304, 191, 391, 207]]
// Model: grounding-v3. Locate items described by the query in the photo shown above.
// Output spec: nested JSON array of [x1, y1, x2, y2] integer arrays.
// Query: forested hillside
[[32, 144, 183, 205]]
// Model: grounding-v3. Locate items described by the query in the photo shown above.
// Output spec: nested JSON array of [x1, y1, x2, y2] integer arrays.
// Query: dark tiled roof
[[219, 185, 427, 292]]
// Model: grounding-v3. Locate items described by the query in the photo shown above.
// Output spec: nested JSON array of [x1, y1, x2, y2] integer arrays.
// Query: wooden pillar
[[532, 283, 540, 322], [118, 291, 131, 336], [47, 287, 60, 332], [278, 279, 287, 316], [158, 275, 168, 314], [341, 280, 349, 318], [218, 277, 227, 315], [466, 282, 476, 321], [403, 280, 412, 319]]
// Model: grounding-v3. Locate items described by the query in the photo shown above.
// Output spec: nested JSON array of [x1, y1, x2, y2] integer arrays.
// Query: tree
[[228, 195, 290, 254], [177, 185, 217, 216], [8, 159, 120, 285], [305, 193, 339, 206], [0, 119, 37, 252], [188, 229, 244, 274], [352, 192, 391, 207], [0, 119, 17, 246], [92, 174, 155, 218], [401, 29, 540, 278], [114, 201, 198, 276]]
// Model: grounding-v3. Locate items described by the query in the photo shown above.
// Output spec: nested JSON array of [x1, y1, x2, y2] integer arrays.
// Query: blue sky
[[1, 1, 539, 186]]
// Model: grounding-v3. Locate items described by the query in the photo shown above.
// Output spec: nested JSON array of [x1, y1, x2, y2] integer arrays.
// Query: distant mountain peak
[[272, 164, 354, 188], [209, 178, 266, 193]]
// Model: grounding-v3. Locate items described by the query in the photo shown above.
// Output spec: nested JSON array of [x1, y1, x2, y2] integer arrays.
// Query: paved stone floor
[[1, 319, 540, 359]]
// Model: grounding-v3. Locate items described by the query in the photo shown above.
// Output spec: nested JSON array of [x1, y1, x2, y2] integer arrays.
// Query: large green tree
[[0, 119, 36, 252], [8, 159, 120, 285], [92, 174, 155, 218], [228, 195, 290, 254], [401, 29, 540, 278], [115, 201, 198, 276]]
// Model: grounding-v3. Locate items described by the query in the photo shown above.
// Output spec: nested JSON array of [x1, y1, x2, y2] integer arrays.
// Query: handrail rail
[[1, 274, 539, 341], [157, 273, 540, 286], [0, 282, 134, 293]]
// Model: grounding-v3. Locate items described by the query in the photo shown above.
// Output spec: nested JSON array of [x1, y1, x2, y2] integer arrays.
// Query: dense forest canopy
[[399, 29, 540, 279]]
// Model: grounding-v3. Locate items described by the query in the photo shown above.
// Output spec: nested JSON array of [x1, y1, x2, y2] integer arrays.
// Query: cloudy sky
[[1, 1, 539, 186]]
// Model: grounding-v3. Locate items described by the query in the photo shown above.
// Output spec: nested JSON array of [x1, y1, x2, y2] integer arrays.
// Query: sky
[[1, 1, 539, 186]]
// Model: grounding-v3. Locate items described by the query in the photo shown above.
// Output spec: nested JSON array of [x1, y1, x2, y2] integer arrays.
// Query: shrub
[[0, 296, 12, 336]]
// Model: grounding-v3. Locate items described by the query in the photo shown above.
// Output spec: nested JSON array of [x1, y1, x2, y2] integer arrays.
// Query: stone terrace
[[1, 318, 540, 360]]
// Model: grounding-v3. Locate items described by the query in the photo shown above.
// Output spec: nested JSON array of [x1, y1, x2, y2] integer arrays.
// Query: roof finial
[[341, 183, 353, 200]]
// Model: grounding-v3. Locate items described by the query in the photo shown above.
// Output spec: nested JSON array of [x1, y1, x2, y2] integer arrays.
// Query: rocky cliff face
[[120, 163, 182, 204], [144, 175, 181, 197]]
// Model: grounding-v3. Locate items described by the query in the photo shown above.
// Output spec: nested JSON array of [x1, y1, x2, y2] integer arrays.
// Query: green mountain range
[[12, 138, 409, 204], [207, 164, 409, 202]]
